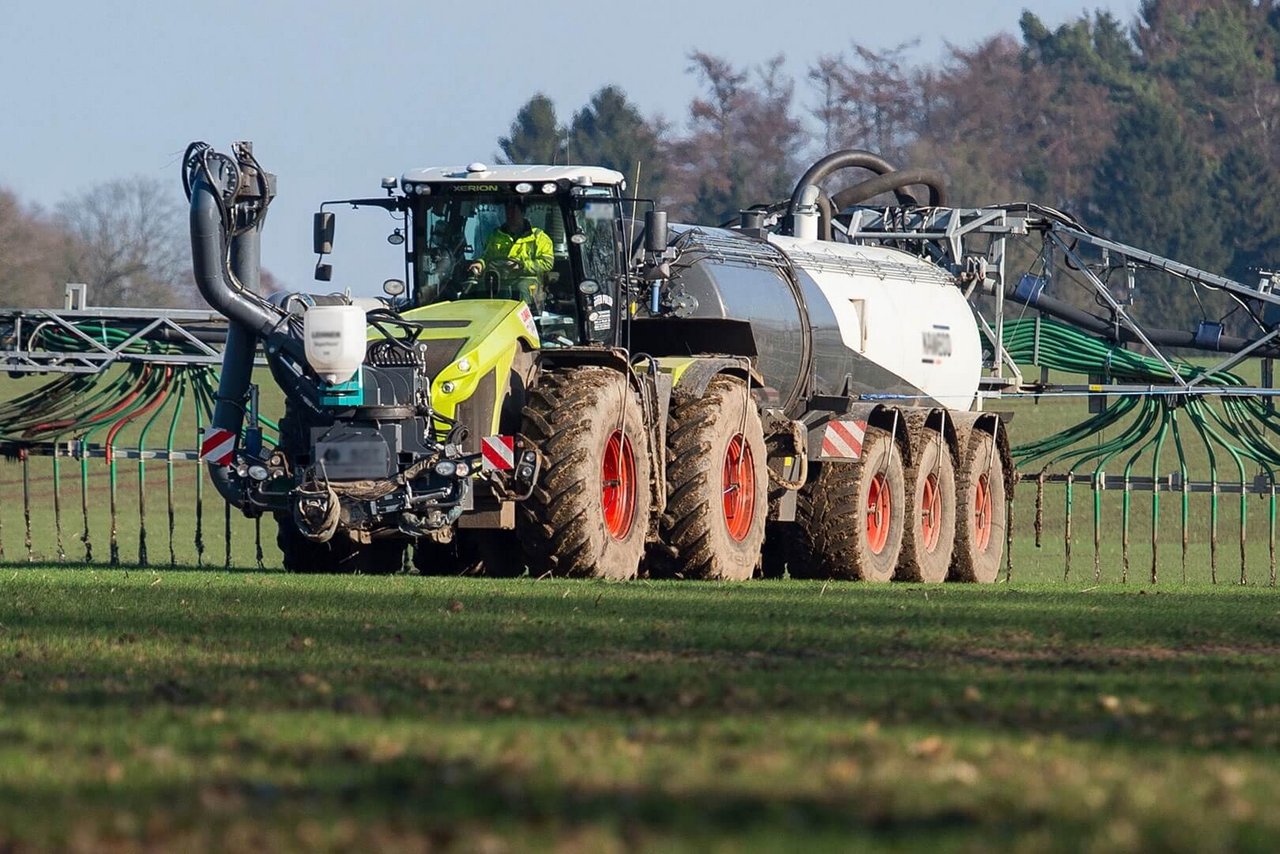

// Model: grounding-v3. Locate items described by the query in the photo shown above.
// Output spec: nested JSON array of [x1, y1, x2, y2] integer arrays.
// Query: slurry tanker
[[184, 143, 1010, 581]]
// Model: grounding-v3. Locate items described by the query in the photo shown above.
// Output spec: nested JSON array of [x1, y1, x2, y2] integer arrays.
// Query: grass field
[[3, 363, 1280, 850], [1, 569, 1278, 851]]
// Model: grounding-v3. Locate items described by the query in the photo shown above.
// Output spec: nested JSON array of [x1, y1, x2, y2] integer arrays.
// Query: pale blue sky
[[1, 1, 1142, 296]]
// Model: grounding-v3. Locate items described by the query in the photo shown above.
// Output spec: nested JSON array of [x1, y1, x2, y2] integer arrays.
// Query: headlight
[[541, 182, 556, 194], [455, 462, 470, 477], [514, 182, 533, 194], [434, 460, 457, 477], [247, 464, 270, 481]]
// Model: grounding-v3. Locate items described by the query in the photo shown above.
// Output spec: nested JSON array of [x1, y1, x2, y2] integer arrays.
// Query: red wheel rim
[[920, 472, 942, 553], [973, 473, 992, 551], [602, 429, 636, 540], [722, 433, 755, 542], [866, 472, 892, 555]]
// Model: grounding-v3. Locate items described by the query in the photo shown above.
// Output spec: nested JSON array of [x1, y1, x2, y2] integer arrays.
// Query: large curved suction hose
[[187, 142, 321, 508], [831, 168, 949, 209], [787, 149, 903, 216], [189, 184, 283, 339]]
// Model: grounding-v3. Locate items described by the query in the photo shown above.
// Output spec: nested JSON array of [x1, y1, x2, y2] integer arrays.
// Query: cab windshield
[[410, 191, 622, 347]]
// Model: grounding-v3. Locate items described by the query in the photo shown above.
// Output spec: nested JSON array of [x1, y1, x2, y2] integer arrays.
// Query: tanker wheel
[[898, 432, 957, 583], [517, 367, 651, 579], [275, 516, 405, 574], [788, 427, 905, 581], [656, 375, 767, 580], [951, 430, 1006, 583]]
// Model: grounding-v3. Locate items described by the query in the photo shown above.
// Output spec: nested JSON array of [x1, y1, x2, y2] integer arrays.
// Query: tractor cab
[[400, 164, 630, 349]]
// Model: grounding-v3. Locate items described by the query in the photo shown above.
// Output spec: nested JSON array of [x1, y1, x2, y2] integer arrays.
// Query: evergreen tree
[[567, 86, 666, 197], [1087, 95, 1229, 326], [497, 94, 564, 164], [1214, 143, 1280, 285]]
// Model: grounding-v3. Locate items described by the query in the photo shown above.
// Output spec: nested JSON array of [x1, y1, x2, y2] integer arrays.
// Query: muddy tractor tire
[[517, 367, 652, 579], [276, 517, 405, 574], [898, 430, 957, 583], [653, 375, 767, 581], [951, 429, 1006, 583], [789, 427, 906, 581]]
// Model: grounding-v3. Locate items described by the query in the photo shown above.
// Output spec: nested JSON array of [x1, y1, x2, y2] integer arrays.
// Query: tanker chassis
[[184, 143, 1010, 581]]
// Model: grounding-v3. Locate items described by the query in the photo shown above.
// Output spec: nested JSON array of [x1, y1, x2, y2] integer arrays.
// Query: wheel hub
[[721, 433, 755, 542], [866, 472, 892, 555], [601, 429, 636, 540], [973, 473, 993, 551]]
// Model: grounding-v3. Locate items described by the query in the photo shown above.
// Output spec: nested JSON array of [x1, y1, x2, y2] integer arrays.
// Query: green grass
[[0, 570, 1277, 851]]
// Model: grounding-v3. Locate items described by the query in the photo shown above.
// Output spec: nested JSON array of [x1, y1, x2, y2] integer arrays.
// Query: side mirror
[[313, 211, 335, 255], [644, 210, 668, 253], [315, 263, 333, 282]]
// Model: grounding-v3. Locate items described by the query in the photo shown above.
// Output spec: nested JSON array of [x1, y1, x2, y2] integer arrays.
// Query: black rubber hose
[[831, 168, 949, 209], [1006, 285, 1280, 357], [788, 150, 910, 216], [189, 172, 301, 359]]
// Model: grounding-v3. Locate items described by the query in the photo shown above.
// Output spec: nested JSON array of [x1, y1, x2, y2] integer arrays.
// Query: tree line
[[499, 0, 1280, 327], [2, 0, 1276, 318], [0, 177, 200, 308]]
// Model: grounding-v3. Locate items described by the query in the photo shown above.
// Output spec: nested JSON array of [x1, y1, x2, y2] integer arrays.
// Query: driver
[[466, 199, 554, 309]]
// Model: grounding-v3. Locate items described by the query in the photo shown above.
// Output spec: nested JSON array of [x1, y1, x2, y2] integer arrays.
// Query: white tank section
[[304, 304, 367, 384], [770, 235, 982, 410]]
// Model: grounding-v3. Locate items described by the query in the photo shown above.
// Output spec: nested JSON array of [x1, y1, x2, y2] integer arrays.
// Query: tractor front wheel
[[517, 367, 652, 579]]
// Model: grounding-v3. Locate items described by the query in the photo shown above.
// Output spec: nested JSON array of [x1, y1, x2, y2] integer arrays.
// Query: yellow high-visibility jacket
[[479, 225, 554, 281]]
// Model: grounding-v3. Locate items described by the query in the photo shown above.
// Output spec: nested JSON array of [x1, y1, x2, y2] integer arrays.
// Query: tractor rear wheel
[[788, 427, 905, 581], [276, 517, 405, 574], [898, 431, 956, 583], [517, 367, 651, 579], [951, 430, 1006, 583], [656, 375, 766, 580]]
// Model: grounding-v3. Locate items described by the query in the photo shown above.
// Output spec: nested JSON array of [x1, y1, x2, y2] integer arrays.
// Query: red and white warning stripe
[[200, 427, 236, 466], [481, 435, 515, 472], [820, 419, 866, 460]]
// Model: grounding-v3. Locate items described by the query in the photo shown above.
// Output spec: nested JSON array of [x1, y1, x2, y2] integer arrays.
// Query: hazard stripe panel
[[200, 427, 236, 466], [481, 435, 515, 472], [820, 419, 867, 460]]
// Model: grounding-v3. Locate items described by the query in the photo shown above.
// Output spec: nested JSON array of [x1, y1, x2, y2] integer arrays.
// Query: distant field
[[0, 570, 1277, 851]]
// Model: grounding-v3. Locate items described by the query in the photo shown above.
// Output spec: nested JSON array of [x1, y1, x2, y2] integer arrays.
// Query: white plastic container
[[304, 304, 367, 384]]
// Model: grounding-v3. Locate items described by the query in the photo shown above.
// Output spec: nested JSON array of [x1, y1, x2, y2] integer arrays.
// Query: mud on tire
[[788, 427, 905, 581], [898, 430, 957, 583], [517, 367, 651, 579], [951, 429, 1006, 583], [654, 375, 766, 580]]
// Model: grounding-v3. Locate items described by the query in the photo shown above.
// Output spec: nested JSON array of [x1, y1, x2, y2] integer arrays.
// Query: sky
[[0, 1, 1143, 299]]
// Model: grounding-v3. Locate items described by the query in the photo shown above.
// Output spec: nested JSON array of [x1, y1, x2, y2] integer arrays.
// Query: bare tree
[[54, 176, 195, 307], [0, 189, 67, 307], [807, 42, 920, 163], [670, 53, 804, 223]]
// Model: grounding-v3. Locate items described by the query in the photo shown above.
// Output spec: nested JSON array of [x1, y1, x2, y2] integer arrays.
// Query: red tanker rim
[[722, 433, 755, 542], [973, 473, 993, 551], [601, 429, 636, 540], [866, 472, 892, 555], [920, 472, 942, 553]]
